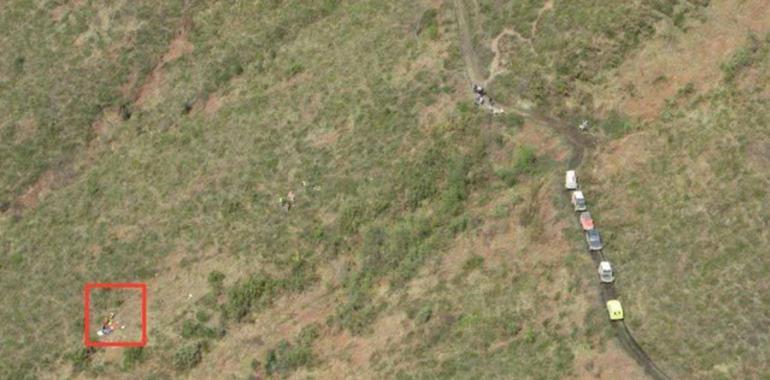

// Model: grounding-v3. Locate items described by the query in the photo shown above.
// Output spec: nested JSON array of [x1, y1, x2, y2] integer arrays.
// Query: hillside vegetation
[[0, 0, 768, 379]]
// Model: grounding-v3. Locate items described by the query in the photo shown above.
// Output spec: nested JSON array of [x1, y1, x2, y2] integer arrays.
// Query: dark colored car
[[585, 229, 603, 251]]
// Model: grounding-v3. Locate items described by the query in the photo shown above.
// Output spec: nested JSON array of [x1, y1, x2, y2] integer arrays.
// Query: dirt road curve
[[451, 1, 669, 379], [452, 0, 592, 167]]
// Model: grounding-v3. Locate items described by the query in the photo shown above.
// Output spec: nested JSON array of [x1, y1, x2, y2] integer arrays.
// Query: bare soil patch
[[16, 170, 57, 209], [203, 93, 223, 115], [308, 127, 341, 149], [531, 0, 554, 37], [51, 0, 85, 22], [14, 117, 38, 144], [136, 25, 194, 108], [134, 64, 165, 108], [163, 32, 194, 63]]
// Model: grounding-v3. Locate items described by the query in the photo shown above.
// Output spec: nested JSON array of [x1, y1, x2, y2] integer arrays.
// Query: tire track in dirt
[[452, 0, 484, 84], [530, 0, 553, 37], [485, 28, 536, 86], [451, 1, 668, 378], [452, 0, 592, 167], [586, 250, 669, 380]]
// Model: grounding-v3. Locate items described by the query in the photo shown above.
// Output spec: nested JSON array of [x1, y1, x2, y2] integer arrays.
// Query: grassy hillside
[[1, 0, 768, 379], [588, 33, 770, 379], [1, 1, 580, 378]]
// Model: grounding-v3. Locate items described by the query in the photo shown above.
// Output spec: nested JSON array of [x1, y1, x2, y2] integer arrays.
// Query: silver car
[[598, 261, 614, 283], [571, 190, 587, 212], [585, 229, 603, 251]]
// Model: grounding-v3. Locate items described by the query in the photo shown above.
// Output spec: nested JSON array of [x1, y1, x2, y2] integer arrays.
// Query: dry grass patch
[[596, 0, 770, 119], [572, 340, 649, 380]]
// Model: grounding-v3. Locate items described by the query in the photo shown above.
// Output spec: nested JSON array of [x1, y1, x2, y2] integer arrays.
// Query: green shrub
[[404, 172, 438, 210], [502, 113, 524, 129], [297, 324, 320, 346], [195, 310, 211, 323], [225, 273, 281, 321], [673, 10, 687, 29], [415, 305, 433, 325], [173, 343, 203, 371], [337, 202, 368, 234], [418, 8, 439, 40], [334, 294, 384, 335], [722, 47, 752, 82], [69, 348, 93, 373], [514, 146, 537, 173], [599, 112, 634, 138], [440, 155, 470, 216], [462, 255, 484, 272], [497, 145, 538, 186], [181, 319, 218, 339], [284, 252, 317, 292], [122, 348, 145, 370], [264, 326, 320, 375], [403, 147, 444, 210], [644, 0, 675, 16], [285, 62, 305, 78], [677, 82, 696, 97], [207, 271, 225, 294]]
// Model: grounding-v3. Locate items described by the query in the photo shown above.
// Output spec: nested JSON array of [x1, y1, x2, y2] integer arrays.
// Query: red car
[[579, 211, 594, 231]]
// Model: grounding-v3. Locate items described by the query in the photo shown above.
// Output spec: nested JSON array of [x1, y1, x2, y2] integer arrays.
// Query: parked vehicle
[[565, 170, 577, 190], [606, 300, 624, 320], [571, 190, 587, 211], [598, 261, 614, 283], [585, 229, 603, 250], [579, 211, 594, 231]]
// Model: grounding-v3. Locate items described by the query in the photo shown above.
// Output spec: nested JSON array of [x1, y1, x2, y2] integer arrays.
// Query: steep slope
[[2, 1, 768, 379]]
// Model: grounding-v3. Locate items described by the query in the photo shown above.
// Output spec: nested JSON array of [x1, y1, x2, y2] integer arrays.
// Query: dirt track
[[588, 251, 670, 380], [451, 1, 668, 378], [452, 0, 592, 167]]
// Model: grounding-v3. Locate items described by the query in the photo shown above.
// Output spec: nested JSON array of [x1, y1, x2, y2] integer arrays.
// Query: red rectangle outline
[[84, 282, 147, 347]]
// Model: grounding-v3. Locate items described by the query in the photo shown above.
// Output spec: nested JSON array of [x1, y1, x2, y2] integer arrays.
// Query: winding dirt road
[[451, 0, 592, 167], [451, 1, 669, 378]]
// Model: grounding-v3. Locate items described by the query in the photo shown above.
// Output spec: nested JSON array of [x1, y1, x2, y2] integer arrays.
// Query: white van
[[565, 170, 577, 190], [571, 190, 586, 211], [598, 261, 614, 283]]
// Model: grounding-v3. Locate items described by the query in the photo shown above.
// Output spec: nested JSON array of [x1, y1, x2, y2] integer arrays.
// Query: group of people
[[97, 312, 124, 337], [279, 191, 296, 211], [472, 84, 589, 126], [472, 84, 505, 114], [473, 84, 489, 106]]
